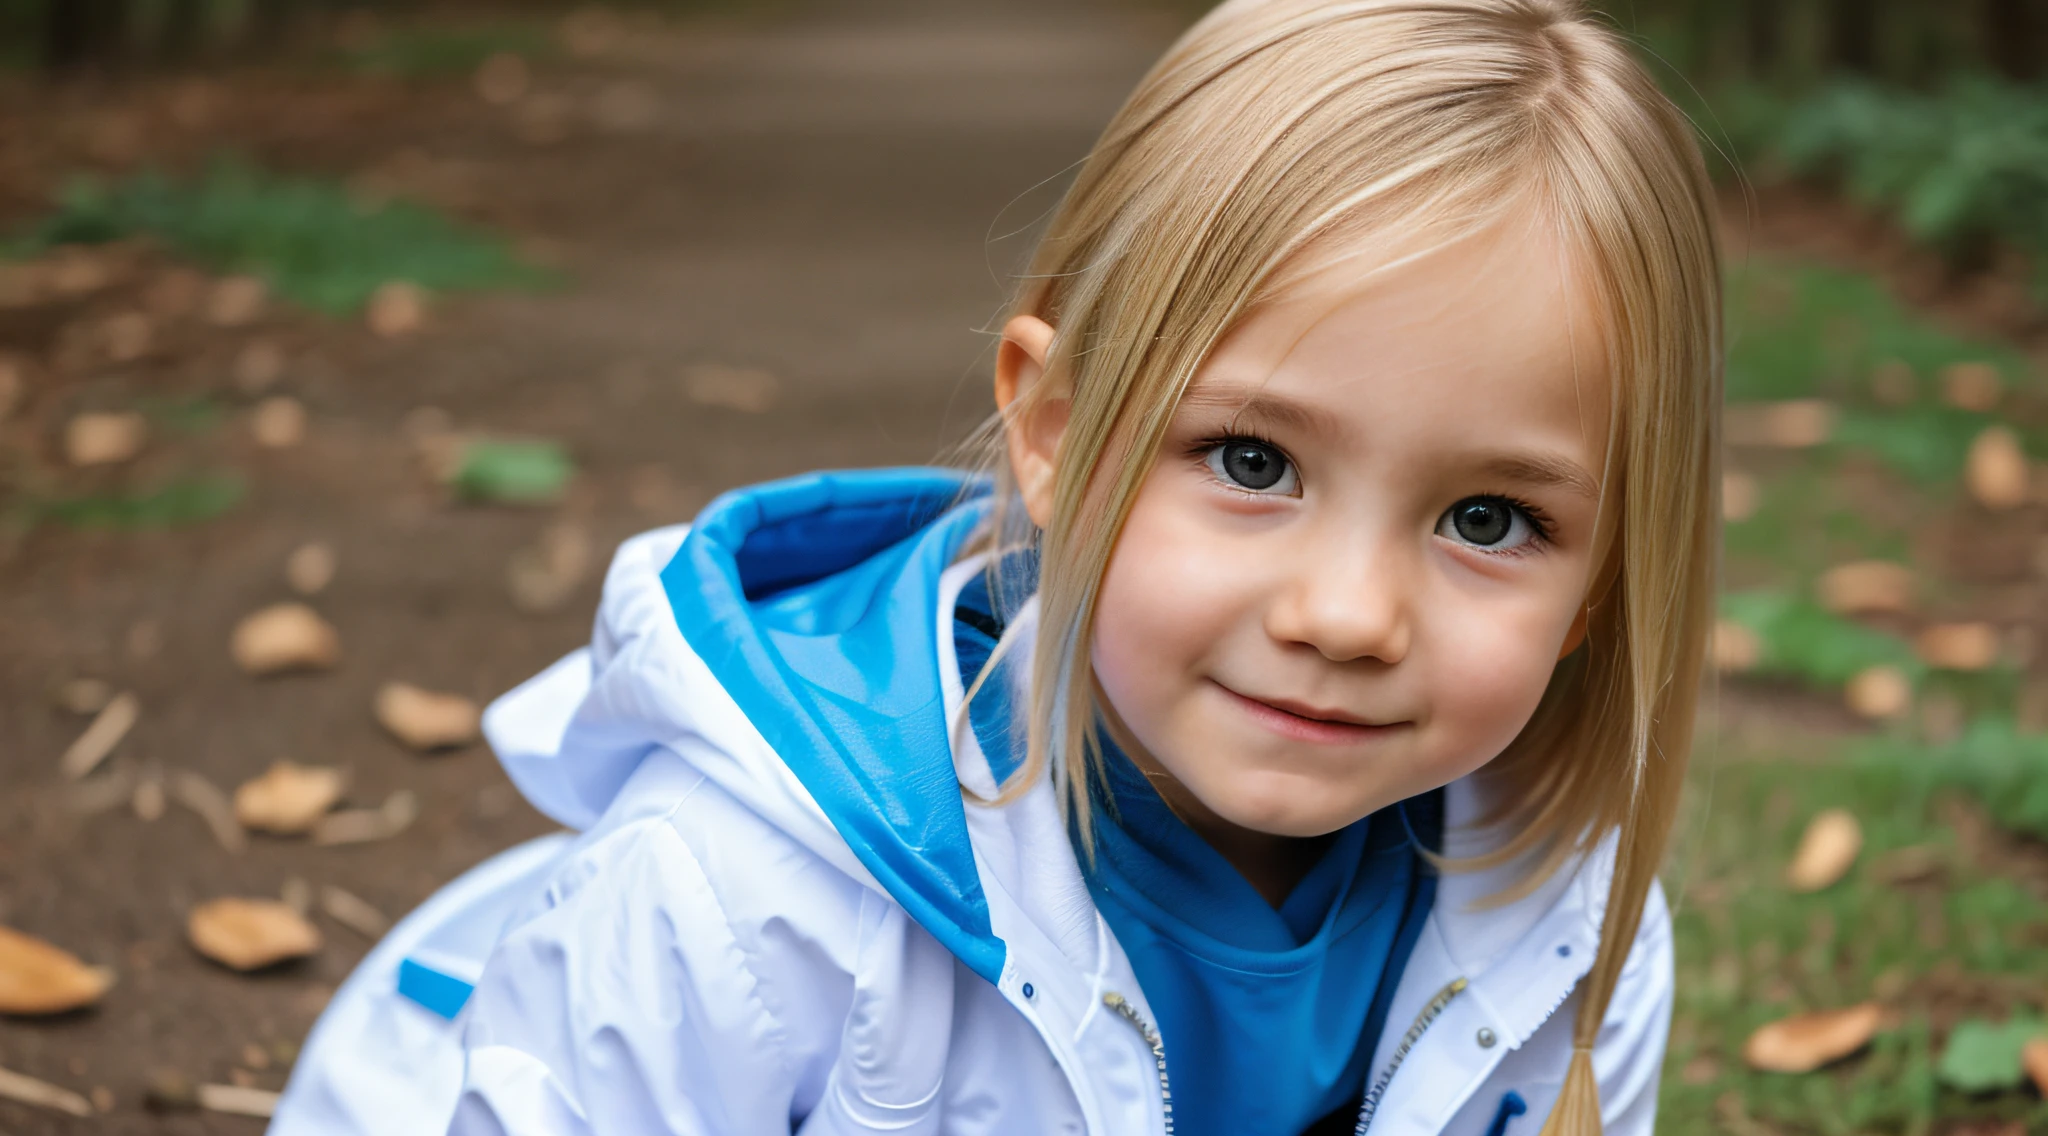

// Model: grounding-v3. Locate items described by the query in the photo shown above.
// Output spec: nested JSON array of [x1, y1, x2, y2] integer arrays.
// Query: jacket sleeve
[[448, 818, 806, 1135], [1593, 879, 1675, 1136]]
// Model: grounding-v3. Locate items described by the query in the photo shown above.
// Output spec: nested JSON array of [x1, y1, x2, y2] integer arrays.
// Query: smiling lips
[[1213, 682, 1406, 745]]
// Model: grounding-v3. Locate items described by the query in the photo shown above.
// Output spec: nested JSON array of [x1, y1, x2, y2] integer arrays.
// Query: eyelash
[[1185, 431, 1560, 553], [1187, 429, 1290, 497]]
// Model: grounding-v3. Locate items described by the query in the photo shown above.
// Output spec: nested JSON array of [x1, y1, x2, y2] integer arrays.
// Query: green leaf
[[1934, 1017, 2045, 1093], [450, 439, 573, 504]]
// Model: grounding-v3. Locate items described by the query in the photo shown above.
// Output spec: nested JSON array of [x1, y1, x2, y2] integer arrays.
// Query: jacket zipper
[[1352, 977, 1469, 1136], [1101, 976, 1467, 1136], [1103, 992, 1175, 1136]]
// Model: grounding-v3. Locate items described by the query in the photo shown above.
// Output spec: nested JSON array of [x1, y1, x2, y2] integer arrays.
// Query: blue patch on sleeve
[[1483, 1090, 1529, 1136], [398, 957, 475, 1020]]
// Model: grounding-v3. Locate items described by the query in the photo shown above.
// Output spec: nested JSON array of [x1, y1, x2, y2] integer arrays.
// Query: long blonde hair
[[967, 2, 1720, 1131]]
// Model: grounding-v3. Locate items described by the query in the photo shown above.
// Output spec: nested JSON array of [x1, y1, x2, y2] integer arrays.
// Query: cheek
[[1089, 478, 1242, 726], [1420, 587, 1574, 766]]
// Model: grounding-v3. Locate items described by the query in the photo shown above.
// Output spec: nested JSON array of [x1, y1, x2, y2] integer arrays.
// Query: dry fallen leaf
[[285, 542, 336, 596], [1941, 361, 2003, 412], [101, 310, 153, 361], [169, 770, 247, 854], [1722, 471, 1759, 523], [0, 925, 114, 1015], [1916, 622, 1999, 671], [230, 603, 340, 675], [1743, 1003, 1886, 1073], [1711, 620, 1762, 673], [64, 411, 147, 466], [2022, 1037, 2048, 1096], [1845, 665, 1912, 720], [561, 6, 623, 57], [1725, 400, 1835, 448], [1817, 561, 1914, 616], [233, 762, 348, 835], [1966, 427, 2028, 510], [233, 339, 286, 393], [0, 1063, 93, 1117], [1786, 808, 1862, 892], [475, 52, 531, 104], [1869, 359, 1916, 406], [366, 281, 427, 337], [507, 523, 592, 613], [58, 691, 138, 780], [187, 898, 321, 971], [198, 1083, 279, 1118], [312, 789, 419, 847], [0, 354, 22, 423], [206, 275, 267, 327], [682, 363, 780, 413], [375, 683, 481, 750], [250, 396, 307, 449], [53, 676, 112, 715]]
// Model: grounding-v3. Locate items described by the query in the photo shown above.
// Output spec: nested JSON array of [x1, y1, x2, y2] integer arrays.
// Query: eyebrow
[[1180, 384, 1603, 500], [1177, 386, 1342, 438], [1476, 452, 1603, 500]]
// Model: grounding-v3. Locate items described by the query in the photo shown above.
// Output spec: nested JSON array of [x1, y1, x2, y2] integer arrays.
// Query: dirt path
[[0, 2, 1174, 1129]]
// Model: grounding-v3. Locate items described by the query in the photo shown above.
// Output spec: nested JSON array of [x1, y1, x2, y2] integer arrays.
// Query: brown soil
[[0, 1, 1175, 1130]]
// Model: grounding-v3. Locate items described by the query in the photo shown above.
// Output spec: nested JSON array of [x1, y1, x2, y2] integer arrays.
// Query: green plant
[[1718, 589, 1922, 689], [9, 159, 547, 314], [31, 474, 245, 529], [450, 439, 573, 504], [337, 22, 553, 79], [1727, 78, 2048, 293], [1661, 731, 2048, 1135]]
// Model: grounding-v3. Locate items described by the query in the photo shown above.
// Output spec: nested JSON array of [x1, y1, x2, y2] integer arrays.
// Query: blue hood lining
[[661, 469, 1006, 984]]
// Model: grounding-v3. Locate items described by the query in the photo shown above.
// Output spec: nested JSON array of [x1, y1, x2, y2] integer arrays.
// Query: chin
[[1208, 777, 1365, 839]]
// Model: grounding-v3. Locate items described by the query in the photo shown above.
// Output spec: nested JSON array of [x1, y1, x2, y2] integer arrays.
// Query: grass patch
[[1663, 729, 2048, 1134], [338, 22, 554, 79], [8, 160, 547, 314], [30, 474, 245, 529], [1718, 589, 1922, 689]]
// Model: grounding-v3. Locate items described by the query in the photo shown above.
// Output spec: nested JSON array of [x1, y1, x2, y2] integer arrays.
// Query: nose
[[1263, 526, 1412, 665]]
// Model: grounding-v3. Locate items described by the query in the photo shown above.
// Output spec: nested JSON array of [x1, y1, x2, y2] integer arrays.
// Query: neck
[[1102, 717, 1327, 908]]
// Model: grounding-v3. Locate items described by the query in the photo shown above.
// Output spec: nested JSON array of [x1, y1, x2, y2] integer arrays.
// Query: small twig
[[66, 763, 136, 816], [59, 691, 138, 780], [319, 885, 390, 939], [312, 790, 417, 846], [131, 761, 165, 821], [196, 1083, 278, 1118], [169, 770, 247, 854], [0, 1065, 92, 1118]]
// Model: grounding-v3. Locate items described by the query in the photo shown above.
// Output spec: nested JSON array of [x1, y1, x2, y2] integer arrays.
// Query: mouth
[[1211, 682, 1407, 745]]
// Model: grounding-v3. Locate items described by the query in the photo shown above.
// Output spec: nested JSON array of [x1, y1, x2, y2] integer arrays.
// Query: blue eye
[[1436, 497, 1540, 551], [1206, 440, 1298, 495]]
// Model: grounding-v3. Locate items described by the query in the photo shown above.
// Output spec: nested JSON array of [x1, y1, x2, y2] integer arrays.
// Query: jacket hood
[[485, 468, 1009, 982]]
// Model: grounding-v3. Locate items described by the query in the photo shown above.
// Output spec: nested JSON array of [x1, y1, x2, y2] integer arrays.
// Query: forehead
[[1192, 210, 1612, 471]]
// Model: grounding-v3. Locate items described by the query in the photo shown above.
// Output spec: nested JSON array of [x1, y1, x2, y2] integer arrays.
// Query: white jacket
[[270, 469, 1671, 1136]]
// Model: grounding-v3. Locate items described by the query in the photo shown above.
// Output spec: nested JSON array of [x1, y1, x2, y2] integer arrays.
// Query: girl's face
[[1002, 211, 1614, 846]]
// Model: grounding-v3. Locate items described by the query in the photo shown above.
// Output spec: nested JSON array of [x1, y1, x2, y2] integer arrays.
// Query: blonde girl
[[271, 2, 1719, 1134]]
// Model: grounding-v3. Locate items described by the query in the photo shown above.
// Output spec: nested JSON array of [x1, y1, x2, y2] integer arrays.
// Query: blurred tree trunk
[[1824, 0, 1878, 72], [1743, 0, 1781, 74], [251, 0, 308, 45], [1984, 0, 2044, 80], [46, 0, 131, 70], [160, 0, 210, 59]]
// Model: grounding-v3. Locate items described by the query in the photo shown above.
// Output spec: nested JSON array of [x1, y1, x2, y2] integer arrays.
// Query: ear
[[994, 314, 1066, 530], [1558, 604, 1589, 660]]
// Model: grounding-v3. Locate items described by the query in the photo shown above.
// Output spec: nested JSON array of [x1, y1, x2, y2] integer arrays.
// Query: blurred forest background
[[1, 1, 2047, 1134]]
